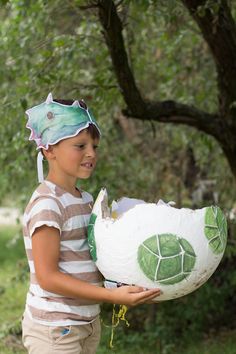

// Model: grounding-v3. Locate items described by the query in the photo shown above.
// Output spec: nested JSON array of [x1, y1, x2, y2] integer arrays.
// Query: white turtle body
[[88, 189, 227, 301]]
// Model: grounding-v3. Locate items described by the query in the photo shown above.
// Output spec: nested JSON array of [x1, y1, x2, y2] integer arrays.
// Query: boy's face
[[49, 129, 99, 180]]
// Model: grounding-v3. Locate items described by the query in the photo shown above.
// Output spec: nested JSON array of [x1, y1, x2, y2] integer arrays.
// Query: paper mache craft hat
[[25, 93, 101, 182], [88, 188, 227, 302]]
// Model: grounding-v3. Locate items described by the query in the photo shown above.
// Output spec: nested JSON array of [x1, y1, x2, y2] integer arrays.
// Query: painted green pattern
[[26, 98, 100, 149], [204, 206, 227, 254], [87, 213, 97, 262], [138, 234, 196, 285]]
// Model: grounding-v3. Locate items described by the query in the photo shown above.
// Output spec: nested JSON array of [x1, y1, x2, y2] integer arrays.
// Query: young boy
[[22, 93, 161, 354]]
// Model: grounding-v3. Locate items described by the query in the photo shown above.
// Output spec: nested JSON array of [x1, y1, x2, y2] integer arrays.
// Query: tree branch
[[87, 0, 236, 177], [123, 99, 222, 140], [96, 0, 223, 140], [181, 0, 236, 115], [97, 0, 146, 116]]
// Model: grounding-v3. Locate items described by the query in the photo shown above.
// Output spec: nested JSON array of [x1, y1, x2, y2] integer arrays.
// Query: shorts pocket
[[49, 325, 72, 345]]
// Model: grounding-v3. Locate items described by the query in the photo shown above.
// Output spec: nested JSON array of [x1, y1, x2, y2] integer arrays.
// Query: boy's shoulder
[[29, 182, 94, 205], [24, 182, 62, 215], [29, 181, 59, 202], [24, 181, 64, 220], [39, 181, 94, 202]]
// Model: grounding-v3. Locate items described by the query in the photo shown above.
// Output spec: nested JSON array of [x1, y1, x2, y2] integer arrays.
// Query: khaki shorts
[[22, 313, 101, 354]]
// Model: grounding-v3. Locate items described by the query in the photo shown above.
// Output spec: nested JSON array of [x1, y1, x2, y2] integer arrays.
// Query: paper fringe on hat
[[25, 93, 101, 183]]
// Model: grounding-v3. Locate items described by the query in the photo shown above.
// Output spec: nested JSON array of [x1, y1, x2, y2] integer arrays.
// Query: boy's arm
[[32, 225, 161, 306]]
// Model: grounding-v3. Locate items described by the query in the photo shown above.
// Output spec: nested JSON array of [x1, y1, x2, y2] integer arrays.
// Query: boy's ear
[[43, 146, 55, 160]]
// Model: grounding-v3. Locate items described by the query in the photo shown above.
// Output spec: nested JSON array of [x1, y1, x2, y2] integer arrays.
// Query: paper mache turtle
[[88, 188, 227, 301]]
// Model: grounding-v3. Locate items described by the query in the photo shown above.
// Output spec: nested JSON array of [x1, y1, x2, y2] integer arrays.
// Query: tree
[[1, 2, 236, 346], [89, 0, 236, 179], [0, 0, 235, 205]]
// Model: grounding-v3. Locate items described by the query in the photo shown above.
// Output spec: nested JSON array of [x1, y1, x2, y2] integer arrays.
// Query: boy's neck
[[45, 177, 82, 198]]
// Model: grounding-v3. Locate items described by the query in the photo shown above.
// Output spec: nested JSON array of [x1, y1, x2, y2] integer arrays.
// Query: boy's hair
[[54, 98, 100, 140]]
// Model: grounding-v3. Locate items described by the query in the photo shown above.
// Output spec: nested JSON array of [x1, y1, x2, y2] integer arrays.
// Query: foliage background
[[0, 0, 236, 352]]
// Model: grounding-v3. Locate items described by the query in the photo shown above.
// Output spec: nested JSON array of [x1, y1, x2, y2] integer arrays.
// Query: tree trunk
[[95, 0, 236, 181]]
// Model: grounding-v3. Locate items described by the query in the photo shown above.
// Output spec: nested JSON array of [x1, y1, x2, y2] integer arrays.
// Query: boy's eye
[[74, 143, 99, 150], [75, 144, 85, 149]]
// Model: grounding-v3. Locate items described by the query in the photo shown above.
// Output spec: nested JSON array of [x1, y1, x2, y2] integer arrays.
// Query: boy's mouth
[[81, 162, 93, 169]]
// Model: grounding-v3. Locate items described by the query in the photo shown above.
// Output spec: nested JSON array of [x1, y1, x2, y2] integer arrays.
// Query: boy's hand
[[109, 285, 162, 306]]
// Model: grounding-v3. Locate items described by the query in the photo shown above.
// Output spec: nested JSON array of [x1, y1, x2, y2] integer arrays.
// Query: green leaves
[[197, 0, 221, 18], [0, 0, 235, 208]]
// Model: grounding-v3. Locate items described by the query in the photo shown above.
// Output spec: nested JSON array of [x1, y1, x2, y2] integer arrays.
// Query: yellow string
[[109, 304, 130, 348]]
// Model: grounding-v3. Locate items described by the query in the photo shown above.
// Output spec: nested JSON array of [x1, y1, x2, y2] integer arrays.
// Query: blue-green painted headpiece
[[26, 93, 101, 150]]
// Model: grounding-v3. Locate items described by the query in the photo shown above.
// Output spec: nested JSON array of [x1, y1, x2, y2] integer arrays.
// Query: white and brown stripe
[[23, 180, 102, 326]]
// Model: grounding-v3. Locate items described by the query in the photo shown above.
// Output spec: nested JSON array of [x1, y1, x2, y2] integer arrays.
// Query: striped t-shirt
[[22, 180, 103, 326]]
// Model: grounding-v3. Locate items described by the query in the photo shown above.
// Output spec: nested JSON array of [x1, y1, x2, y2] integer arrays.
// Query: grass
[[97, 327, 236, 354], [180, 331, 236, 354], [0, 225, 27, 353], [0, 225, 236, 354]]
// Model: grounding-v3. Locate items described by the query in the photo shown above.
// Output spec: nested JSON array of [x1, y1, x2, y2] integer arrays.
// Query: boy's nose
[[85, 145, 96, 158]]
